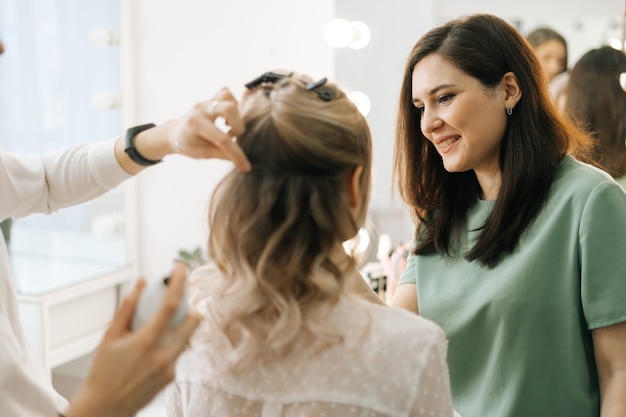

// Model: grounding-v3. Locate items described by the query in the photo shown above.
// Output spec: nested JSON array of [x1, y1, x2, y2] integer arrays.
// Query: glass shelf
[[11, 224, 128, 296]]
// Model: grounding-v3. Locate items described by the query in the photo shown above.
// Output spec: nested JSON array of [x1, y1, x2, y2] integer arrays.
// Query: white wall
[[436, 0, 623, 18], [334, 0, 436, 249], [436, 0, 625, 68], [121, 0, 335, 279]]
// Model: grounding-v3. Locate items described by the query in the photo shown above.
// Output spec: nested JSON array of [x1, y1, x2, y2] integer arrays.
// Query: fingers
[[180, 88, 251, 172], [211, 88, 245, 136], [106, 278, 146, 338], [218, 137, 252, 173], [171, 259, 190, 279], [191, 113, 251, 172], [78, 268, 198, 417], [172, 87, 251, 171], [142, 263, 189, 338], [204, 90, 251, 172], [170, 309, 202, 357], [160, 263, 200, 354], [166, 264, 202, 343]]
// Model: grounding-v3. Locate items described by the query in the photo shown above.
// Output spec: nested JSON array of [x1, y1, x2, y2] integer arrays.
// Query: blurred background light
[[324, 19, 371, 49], [324, 19, 353, 48], [348, 90, 371, 116], [348, 21, 371, 49]]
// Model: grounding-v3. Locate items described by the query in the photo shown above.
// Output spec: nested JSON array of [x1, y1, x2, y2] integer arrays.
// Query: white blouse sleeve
[[164, 382, 185, 417], [410, 326, 454, 417], [0, 139, 130, 220]]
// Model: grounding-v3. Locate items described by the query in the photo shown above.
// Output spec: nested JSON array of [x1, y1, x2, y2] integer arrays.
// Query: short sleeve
[[580, 181, 626, 329], [399, 252, 418, 286]]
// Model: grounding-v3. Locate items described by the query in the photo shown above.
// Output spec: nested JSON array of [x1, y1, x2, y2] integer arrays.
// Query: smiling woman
[[391, 12, 626, 417], [409, 53, 518, 199]]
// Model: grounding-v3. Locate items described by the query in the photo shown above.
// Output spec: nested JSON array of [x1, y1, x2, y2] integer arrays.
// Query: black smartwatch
[[124, 123, 162, 166]]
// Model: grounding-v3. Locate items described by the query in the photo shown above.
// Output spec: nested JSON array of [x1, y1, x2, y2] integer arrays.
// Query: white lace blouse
[[165, 291, 453, 417]]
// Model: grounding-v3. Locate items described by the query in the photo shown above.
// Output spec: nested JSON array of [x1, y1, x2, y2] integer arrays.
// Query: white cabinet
[[13, 225, 132, 375], [17, 267, 132, 375]]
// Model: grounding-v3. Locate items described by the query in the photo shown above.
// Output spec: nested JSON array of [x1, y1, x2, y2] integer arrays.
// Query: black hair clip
[[305, 77, 333, 101], [244, 72, 293, 89], [305, 78, 327, 90]]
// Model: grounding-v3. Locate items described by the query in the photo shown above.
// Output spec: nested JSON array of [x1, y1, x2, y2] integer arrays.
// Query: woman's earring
[[506, 107, 513, 116]]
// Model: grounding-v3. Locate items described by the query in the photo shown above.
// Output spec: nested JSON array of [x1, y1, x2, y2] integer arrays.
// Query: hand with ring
[[165, 87, 250, 171], [118, 87, 251, 173]]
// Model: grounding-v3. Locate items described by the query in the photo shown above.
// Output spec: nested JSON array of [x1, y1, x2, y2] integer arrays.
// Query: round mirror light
[[348, 21, 371, 50], [348, 90, 371, 116], [324, 19, 371, 50], [324, 19, 354, 48], [607, 37, 623, 51]]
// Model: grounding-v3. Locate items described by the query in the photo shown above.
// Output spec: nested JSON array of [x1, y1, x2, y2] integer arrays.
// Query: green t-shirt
[[400, 157, 626, 417]]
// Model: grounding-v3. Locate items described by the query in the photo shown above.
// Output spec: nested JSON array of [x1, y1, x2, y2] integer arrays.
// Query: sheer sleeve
[[164, 382, 184, 417], [409, 326, 454, 417]]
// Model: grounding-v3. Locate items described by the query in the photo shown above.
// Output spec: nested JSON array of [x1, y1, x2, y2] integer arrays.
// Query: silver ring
[[210, 100, 219, 115]]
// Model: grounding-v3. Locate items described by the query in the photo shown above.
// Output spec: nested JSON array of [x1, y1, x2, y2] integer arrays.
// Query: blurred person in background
[[526, 27, 569, 100], [558, 45, 626, 188]]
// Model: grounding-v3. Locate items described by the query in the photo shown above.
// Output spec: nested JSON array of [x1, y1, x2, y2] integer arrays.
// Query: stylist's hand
[[65, 262, 200, 417], [166, 87, 250, 170], [117, 87, 251, 175]]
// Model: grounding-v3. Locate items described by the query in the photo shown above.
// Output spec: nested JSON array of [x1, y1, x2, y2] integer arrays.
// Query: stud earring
[[506, 107, 513, 116]]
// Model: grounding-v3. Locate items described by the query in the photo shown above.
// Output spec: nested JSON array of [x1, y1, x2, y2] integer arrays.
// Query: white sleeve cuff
[[87, 138, 133, 189]]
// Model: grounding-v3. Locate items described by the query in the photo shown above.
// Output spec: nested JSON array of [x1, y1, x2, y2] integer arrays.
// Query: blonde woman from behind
[[165, 72, 453, 417]]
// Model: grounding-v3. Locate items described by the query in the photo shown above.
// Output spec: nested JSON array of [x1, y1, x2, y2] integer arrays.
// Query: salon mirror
[[0, 0, 128, 295]]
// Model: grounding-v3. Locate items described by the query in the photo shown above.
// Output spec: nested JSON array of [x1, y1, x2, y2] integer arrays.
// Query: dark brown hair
[[561, 46, 626, 178], [394, 14, 592, 267]]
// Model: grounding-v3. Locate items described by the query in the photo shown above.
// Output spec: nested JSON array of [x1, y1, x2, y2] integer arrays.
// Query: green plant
[[177, 246, 208, 270]]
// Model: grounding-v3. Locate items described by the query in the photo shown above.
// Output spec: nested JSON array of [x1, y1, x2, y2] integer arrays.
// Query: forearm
[[44, 140, 130, 210], [1, 141, 130, 219], [593, 322, 626, 417], [600, 371, 626, 417]]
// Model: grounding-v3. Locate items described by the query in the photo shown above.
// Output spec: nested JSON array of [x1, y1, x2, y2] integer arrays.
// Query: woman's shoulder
[[546, 156, 626, 218], [554, 156, 624, 195], [356, 298, 447, 347], [558, 156, 613, 181]]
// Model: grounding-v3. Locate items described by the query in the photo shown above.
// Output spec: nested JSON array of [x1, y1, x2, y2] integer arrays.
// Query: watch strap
[[124, 123, 161, 166]]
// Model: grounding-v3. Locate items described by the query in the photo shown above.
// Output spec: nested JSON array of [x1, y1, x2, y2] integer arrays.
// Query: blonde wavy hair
[[191, 73, 372, 373]]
